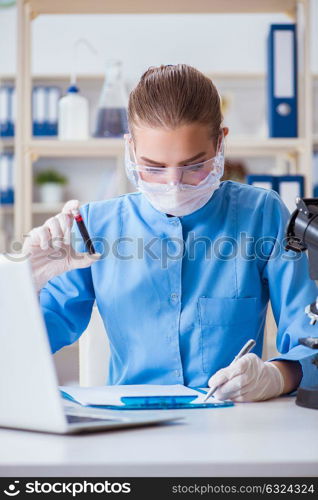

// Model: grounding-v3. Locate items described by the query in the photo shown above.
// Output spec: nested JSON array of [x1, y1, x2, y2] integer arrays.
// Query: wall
[[0, 7, 298, 78]]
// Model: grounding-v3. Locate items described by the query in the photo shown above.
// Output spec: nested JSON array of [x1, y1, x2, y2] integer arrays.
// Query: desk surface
[[1, 396, 317, 477]]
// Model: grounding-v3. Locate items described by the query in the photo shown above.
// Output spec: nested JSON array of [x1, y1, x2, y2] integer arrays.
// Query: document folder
[[246, 175, 278, 192], [277, 175, 304, 213], [267, 24, 298, 137], [0, 86, 14, 137], [47, 86, 61, 136], [60, 385, 234, 410], [33, 86, 47, 136], [0, 153, 14, 204]]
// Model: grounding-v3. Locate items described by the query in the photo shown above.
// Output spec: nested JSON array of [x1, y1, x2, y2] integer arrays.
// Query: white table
[[1, 396, 317, 477]]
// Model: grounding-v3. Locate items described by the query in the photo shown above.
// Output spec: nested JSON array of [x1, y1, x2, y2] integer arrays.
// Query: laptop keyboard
[[66, 414, 119, 424]]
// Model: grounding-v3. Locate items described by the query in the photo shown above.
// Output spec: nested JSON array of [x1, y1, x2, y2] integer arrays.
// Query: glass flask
[[94, 60, 128, 138]]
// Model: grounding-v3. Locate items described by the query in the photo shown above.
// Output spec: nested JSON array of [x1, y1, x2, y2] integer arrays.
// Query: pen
[[72, 209, 96, 255], [203, 338, 256, 402]]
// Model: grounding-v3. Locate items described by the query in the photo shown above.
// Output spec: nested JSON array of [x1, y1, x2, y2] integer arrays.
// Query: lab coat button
[[170, 293, 179, 301]]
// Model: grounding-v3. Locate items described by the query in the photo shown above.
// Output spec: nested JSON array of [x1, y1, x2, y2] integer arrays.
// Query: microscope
[[285, 197, 318, 409]]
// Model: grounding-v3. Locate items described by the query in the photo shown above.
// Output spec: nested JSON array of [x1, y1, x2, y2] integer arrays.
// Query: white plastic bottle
[[58, 85, 89, 140]]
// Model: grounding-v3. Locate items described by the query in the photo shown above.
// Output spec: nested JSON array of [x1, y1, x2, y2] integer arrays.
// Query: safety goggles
[[124, 133, 225, 192]]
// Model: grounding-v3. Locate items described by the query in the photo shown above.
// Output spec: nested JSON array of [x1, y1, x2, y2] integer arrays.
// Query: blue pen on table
[[203, 338, 256, 402]]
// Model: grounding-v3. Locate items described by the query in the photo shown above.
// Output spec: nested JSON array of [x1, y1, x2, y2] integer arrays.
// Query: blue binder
[[246, 175, 279, 193], [276, 175, 304, 213], [246, 174, 304, 213], [0, 86, 14, 137], [46, 86, 61, 136], [33, 86, 47, 136], [0, 153, 14, 204], [32, 86, 61, 136], [267, 24, 298, 137]]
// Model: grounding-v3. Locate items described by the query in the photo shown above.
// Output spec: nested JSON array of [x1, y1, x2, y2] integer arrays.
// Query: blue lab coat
[[40, 181, 318, 389]]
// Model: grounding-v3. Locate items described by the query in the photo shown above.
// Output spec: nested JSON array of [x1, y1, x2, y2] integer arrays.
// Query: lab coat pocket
[[198, 297, 258, 373]]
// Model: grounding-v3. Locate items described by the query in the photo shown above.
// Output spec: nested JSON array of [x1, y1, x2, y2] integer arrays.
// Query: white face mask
[[137, 173, 221, 216], [124, 133, 225, 217]]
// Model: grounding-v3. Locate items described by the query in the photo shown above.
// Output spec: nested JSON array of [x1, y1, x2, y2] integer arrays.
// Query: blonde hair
[[128, 64, 223, 141]]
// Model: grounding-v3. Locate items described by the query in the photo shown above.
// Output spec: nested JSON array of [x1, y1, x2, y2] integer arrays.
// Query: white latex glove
[[22, 199, 100, 292], [208, 353, 285, 402]]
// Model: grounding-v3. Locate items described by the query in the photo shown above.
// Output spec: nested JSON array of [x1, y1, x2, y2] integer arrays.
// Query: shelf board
[[0, 138, 14, 148], [0, 203, 64, 214], [28, 139, 124, 158], [0, 204, 14, 214], [33, 201, 92, 214], [226, 137, 306, 157], [3, 72, 318, 83], [32, 202, 65, 214], [27, 0, 297, 16], [0, 74, 105, 81], [26, 137, 307, 159], [1, 72, 268, 81], [0, 202, 85, 214]]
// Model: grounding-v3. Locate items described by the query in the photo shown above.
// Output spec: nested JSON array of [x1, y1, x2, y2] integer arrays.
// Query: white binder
[[277, 176, 304, 214], [0, 88, 8, 123], [33, 86, 46, 123], [47, 86, 60, 124]]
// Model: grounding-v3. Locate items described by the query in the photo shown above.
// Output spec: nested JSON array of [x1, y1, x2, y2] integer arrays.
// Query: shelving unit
[[0, 138, 14, 149], [11, 0, 313, 245], [28, 139, 124, 158], [24, 136, 309, 159], [0, 202, 65, 215], [19, 0, 301, 16], [20, 130, 314, 181]]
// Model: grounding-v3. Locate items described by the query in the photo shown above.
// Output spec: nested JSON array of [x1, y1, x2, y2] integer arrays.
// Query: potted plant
[[35, 169, 68, 203]]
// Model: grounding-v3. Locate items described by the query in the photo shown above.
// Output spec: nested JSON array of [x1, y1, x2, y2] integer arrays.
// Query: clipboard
[[60, 388, 234, 411]]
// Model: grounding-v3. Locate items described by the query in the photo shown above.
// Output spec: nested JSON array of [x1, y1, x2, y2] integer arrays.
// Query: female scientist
[[23, 64, 318, 402]]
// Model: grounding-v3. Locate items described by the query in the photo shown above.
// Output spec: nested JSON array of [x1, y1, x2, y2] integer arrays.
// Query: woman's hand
[[207, 353, 285, 402], [22, 199, 100, 292]]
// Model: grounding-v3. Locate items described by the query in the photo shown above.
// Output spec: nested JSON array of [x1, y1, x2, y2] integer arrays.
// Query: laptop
[[0, 256, 181, 434]]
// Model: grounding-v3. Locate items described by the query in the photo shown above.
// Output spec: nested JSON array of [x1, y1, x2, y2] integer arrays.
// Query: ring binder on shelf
[[0, 86, 14, 137], [246, 174, 304, 214], [267, 24, 298, 137], [0, 153, 14, 204], [246, 175, 278, 192], [47, 86, 61, 136], [276, 175, 304, 213], [33, 86, 47, 136], [32, 85, 61, 136]]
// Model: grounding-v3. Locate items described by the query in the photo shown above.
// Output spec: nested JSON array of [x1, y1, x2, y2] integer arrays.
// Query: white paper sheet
[[59, 384, 206, 406]]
